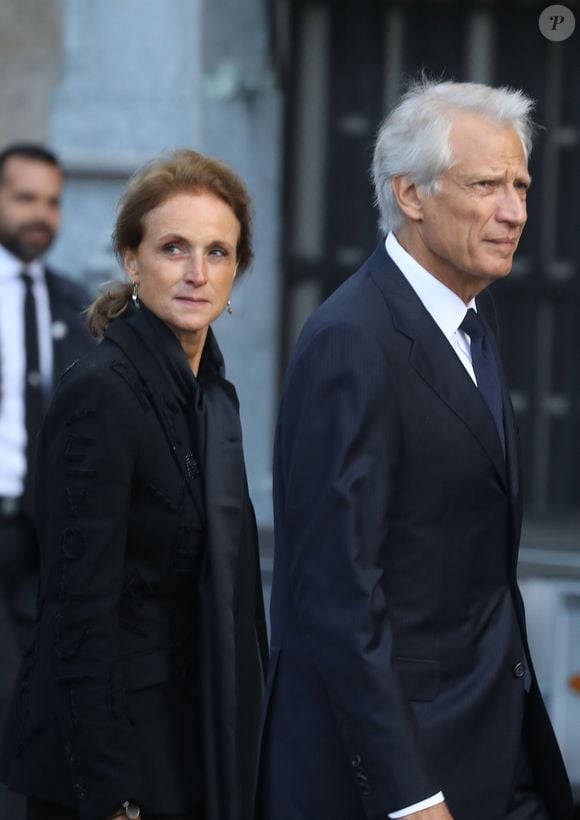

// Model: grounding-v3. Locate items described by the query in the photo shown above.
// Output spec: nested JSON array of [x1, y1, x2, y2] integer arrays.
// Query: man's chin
[[25, 242, 52, 259], [3, 238, 53, 263], [483, 261, 515, 280]]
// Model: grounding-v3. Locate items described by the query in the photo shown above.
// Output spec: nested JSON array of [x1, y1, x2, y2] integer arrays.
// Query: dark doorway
[[274, 0, 580, 534]]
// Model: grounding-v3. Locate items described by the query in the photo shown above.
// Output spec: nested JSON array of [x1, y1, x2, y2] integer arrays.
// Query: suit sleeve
[[36, 361, 144, 820], [276, 322, 440, 817]]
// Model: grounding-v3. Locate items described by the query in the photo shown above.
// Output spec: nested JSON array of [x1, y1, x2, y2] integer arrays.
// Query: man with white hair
[[257, 81, 573, 819]]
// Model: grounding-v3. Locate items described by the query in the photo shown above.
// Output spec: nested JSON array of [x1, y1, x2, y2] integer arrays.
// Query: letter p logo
[[539, 5, 576, 41]]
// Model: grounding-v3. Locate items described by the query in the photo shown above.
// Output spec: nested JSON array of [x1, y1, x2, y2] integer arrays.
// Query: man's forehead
[[450, 114, 526, 148], [3, 156, 62, 182], [451, 160, 531, 181], [448, 119, 528, 171]]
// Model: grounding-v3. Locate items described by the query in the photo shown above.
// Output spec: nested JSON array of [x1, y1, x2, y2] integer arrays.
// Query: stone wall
[[0, 0, 281, 529], [0, 0, 63, 145]]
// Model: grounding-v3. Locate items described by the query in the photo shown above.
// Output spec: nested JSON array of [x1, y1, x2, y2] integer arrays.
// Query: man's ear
[[391, 175, 426, 223]]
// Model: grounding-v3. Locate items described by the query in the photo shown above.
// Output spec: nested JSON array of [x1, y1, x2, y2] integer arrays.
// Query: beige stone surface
[[0, 0, 62, 148]]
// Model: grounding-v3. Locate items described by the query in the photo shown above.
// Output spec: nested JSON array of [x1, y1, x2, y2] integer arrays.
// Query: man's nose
[[35, 200, 60, 226], [497, 186, 527, 225]]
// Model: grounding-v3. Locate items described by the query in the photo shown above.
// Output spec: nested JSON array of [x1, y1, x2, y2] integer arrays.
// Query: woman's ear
[[391, 174, 425, 223], [123, 250, 138, 281], [233, 263, 239, 281]]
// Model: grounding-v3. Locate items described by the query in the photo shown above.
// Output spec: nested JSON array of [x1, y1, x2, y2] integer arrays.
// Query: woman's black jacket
[[0, 305, 268, 820]]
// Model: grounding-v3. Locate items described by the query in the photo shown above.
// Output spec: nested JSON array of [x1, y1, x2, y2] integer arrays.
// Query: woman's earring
[[132, 282, 140, 309], [227, 299, 233, 316]]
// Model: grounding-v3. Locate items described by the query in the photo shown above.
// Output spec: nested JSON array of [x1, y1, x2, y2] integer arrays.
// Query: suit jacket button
[[513, 661, 525, 679]]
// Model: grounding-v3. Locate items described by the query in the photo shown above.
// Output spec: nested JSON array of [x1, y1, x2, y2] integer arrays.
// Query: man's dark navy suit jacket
[[257, 242, 572, 820]]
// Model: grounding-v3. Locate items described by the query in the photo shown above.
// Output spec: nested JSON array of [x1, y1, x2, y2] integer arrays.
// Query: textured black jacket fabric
[[1, 306, 268, 820]]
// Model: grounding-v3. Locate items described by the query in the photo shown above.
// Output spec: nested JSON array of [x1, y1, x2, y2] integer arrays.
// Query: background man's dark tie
[[460, 308, 505, 454], [20, 270, 44, 509]]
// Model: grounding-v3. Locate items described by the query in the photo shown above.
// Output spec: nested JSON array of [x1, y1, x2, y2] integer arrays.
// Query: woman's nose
[[184, 254, 207, 285]]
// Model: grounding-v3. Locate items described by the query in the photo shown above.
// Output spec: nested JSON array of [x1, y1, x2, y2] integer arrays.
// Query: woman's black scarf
[[108, 304, 267, 820], [123, 302, 227, 471]]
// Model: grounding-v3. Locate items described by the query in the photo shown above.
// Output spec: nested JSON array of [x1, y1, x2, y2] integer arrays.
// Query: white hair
[[372, 79, 536, 233]]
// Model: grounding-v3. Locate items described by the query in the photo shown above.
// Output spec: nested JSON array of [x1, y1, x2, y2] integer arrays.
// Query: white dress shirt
[[383, 231, 477, 818], [386, 232, 478, 383], [0, 244, 53, 498]]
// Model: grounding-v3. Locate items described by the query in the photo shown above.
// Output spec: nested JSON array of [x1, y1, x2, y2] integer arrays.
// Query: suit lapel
[[368, 244, 508, 490], [485, 314, 522, 561], [197, 374, 246, 820], [46, 269, 78, 383], [478, 306, 519, 498], [202, 375, 245, 578]]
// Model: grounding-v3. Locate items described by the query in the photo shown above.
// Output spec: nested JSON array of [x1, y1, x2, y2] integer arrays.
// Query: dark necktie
[[21, 270, 44, 508], [460, 308, 505, 454]]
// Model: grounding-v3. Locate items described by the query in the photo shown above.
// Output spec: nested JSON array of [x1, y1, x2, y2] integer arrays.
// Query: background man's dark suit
[[257, 244, 572, 819], [0, 265, 93, 739], [45, 268, 94, 406], [0, 143, 93, 820], [0, 265, 92, 627]]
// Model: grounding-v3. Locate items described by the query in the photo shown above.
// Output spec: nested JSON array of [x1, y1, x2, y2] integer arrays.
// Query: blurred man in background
[[0, 144, 93, 817]]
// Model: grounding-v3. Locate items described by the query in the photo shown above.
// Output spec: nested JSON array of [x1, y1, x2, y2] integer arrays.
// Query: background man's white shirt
[[0, 243, 53, 498]]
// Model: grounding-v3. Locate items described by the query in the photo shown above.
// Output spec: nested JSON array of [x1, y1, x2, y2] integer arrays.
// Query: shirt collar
[[385, 231, 475, 339], [0, 243, 45, 283]]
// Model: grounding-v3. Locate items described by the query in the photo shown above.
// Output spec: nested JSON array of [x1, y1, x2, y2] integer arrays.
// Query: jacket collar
[[104, 306, 248, 560], [367, 241, 512, 490], [104, 305, 207, 516]]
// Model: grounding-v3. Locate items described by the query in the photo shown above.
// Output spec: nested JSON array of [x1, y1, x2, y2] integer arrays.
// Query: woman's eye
[[163, 243, 181, 255], [209, 247, 227, 257]]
